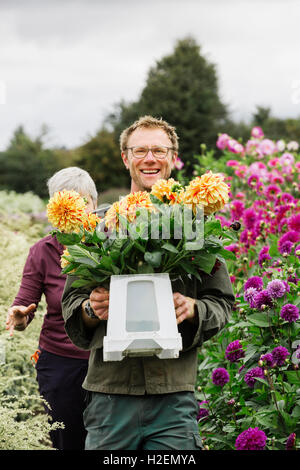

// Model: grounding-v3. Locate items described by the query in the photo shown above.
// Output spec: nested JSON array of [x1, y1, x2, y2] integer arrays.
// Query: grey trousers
[[83, 391, 203, 450]]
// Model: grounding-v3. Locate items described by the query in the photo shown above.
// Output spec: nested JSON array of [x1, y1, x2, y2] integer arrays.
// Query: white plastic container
[[103, 273, 182, 361]]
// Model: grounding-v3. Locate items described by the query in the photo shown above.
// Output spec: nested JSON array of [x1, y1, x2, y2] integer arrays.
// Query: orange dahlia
[[151, 178, 184, 204], [183, 171, 229, 215], [47, 189, 87, 233], [104, 192, 154, 231], [104, 200, 122, 231], [60, 248, 71, 269], [82, 212, 101, 232], [121, 191, 154, 222]]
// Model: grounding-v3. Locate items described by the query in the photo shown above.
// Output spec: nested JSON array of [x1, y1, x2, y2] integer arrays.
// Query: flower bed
[[194, 128, 299, 450]]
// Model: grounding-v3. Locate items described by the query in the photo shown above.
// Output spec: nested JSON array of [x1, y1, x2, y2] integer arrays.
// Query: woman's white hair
[[47, 167, 98, 205]]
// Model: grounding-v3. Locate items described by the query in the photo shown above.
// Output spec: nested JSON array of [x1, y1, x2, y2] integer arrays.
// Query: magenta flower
[[226, 159, 240, 167], [227, 139, 244, 154], [244, 367, 264, 388], [211, 368, 230, 387], [279, 240, 294, 255], [247, 174, 261, 187], [197, 402, 209, 421], [265, 184, 281, 200], [230, 200, 245, 219], [272, 346, 290, 366], [260, 353, 275, 368], [258, 246, 272, 268], [243, 208, 257, 230], [251, 127, 264, 139], [244, 287, 258, 308], [225, 340, 245, 363], [287, 214, 300, 232], [244, 276, 263, 291], [279, 230, 300, 246], [216, 133, 230, 150], [286, 433, 296, 450], [235, 427, 267, 451], [280, 304, 299, 323], [280, 192, 296, 204], [266, 279, 287, 299], [253, 289, 273, 310]]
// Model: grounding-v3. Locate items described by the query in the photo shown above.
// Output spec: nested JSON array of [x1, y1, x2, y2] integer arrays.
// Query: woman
[[6, 167, 98, 450]]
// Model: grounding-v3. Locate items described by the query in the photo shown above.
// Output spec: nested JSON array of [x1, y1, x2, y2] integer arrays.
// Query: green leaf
[[71, 279, 95, 288], [285, 371, 300, 385], [193, 251, 217, 274], [161, 243, 179, 254], [248, 312, 270, 328], [180, 261, 201, 281], [144, 251, 162, 268], [55, 231, 83, 245], [204, 219, 222, 236]]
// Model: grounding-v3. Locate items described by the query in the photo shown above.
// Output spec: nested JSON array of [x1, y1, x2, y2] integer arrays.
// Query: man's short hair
[[47, 167, 98, 206], [120, 115, 179, 153]]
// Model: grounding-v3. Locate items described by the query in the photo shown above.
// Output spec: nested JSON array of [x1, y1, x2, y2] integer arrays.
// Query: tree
[[76, 127, 130, 192], [108, 37, 228, 172], [0, 126, 77, 198]]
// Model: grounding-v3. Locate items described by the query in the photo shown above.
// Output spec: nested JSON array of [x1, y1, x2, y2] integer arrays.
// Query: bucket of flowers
[[47, 172, 237, 360]]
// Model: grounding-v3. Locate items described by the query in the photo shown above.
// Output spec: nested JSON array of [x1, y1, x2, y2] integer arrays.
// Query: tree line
[[1, 37, 300, 199]]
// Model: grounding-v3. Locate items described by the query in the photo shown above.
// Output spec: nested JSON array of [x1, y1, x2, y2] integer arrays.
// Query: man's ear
[[121, 151, 129, 170], [171, 152, 178, 170]]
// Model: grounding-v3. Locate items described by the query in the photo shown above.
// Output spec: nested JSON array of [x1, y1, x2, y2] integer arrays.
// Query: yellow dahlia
[[83, 212, 101, 232], [104, 200, 122, 231], [47, 189, 87, 233], [151, 178, 184, 204], [121, 191, 154, 222], [104, 192, 154, 231], [183, 171, 229, 215], [60, 248, 72, 270]]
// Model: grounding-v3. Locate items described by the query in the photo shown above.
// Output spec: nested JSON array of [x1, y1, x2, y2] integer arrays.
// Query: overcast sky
[[0, 0, 300, 150]]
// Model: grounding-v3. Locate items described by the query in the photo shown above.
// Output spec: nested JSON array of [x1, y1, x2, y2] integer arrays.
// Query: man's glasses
[[125, 146, 174, 159]]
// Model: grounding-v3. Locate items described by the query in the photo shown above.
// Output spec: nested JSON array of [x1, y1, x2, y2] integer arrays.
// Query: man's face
[[121, 127, 177, 192]]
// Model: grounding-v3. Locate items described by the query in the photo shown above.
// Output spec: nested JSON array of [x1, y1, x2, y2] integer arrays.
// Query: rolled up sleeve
[[61, 275, 107, 351], [179, 261, 235, 351]]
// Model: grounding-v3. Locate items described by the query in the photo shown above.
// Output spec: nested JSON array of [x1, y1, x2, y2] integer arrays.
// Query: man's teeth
[[141, 170, 160, 174]]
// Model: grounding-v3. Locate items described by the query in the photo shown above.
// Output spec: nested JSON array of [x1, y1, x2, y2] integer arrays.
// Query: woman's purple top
[[12, 234, 89, 359]]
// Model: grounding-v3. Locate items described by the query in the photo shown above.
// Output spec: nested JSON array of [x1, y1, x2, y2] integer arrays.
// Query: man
[[62, 116, 235, 450]]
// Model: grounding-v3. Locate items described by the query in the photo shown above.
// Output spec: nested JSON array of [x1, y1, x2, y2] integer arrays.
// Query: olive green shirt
[[61, 262, 234, 395]]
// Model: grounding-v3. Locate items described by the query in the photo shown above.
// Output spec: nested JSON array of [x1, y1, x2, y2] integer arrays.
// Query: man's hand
[[173, 292, 196, 325], [5, 303, 36, 336], [90, 287, 110, 320]]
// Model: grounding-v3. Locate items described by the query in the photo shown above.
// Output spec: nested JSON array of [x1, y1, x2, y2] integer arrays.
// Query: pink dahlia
[[235, 427, 267, 450], [225, 340, 245, 362], [280, 304, 299, 323], [227, 139, 244, 154], [251, 127, 264, 139], [258, 139, 276, 156], [244, 276, 263, 291], [287, 214, 300, 232], [244, 367, 264, 388], [216, 133, 231, 150], [211, 368, 230, 387], [272, 346, 290, 366]]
